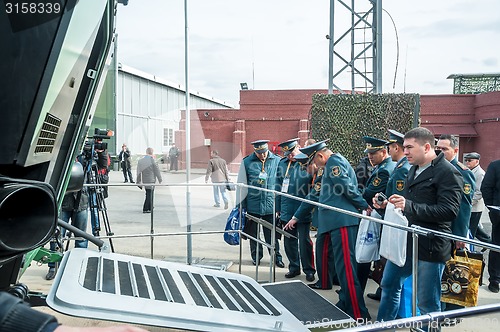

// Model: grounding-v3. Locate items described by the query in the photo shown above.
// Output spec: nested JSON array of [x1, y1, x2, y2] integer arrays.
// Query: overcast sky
[[115, 0, 500, 107]]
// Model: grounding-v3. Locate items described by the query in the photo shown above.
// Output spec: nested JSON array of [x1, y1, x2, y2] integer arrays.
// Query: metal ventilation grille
[[82, 256, 282, 316], [34, 113, 61, 153]]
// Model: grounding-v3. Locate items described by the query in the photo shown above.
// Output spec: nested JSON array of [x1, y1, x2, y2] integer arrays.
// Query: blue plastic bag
[[224, 207, 246, 245]]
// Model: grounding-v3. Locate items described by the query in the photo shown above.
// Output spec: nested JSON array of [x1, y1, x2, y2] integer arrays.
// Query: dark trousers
[[469, 211, 482, 237], [246, 214, 282, 263], [488, 211, 500, 285], [143, 188, 154, 212], [170, 157, 178, 171], [284, 222, 315, 274], [121, 162, 134, 182]]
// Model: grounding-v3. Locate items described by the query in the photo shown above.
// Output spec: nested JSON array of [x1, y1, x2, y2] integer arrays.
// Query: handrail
[[81, 181, 500, 330]]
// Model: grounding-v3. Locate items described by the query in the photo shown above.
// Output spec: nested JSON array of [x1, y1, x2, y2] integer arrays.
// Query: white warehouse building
[[92, 63, 233, 159]]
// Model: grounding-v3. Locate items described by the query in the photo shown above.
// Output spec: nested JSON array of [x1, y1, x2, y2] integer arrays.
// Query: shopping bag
[[441, 249, 484, 307], [223, 207, 246, 245], [355, 210, 381, 263], [379, 202, 408, 267]]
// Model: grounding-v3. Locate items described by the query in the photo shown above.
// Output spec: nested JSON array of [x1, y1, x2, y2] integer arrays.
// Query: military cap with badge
[[363, 136, 389, 153], [298, 139, 330, 165], [278, 138, 299, 157], [251, 139, 269, 153], [385, 129, 405, 146]]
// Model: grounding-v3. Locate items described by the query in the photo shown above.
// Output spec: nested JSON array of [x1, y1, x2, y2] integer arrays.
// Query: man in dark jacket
[[236, 140, 284, 267], [481, 159, 500, 293], [377, 127, 463, 323], [118, 143, 134, 183]]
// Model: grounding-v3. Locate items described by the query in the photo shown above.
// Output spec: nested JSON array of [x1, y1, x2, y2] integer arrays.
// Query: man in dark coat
[[118, 143, 134, 183], [481, 158, 500, 293], [376, 127, 463, 324]]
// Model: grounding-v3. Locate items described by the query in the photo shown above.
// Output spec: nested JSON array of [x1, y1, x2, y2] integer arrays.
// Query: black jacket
[[403, 152, 463, 263], [482, 159, 500, 210]]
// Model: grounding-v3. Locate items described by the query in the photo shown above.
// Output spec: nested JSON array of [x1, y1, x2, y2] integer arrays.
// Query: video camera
[[84, 128, 113, 150], [82, 128, 113, 163]]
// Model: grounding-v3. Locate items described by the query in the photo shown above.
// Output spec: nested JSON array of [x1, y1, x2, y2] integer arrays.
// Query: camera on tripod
[[82, 128, 113, 161], [80, 128, 114, 241]]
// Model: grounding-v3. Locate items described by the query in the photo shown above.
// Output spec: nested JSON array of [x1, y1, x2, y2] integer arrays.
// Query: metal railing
[[77, 181, 500, 331]]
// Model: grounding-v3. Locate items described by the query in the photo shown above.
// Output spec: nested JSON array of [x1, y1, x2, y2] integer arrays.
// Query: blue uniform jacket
[[363, 157, 396, 205], [275, 158, 313, 222], [236, 151, 280, 215], [318, 153, 369, 234], [450, 158, 475, 238], [294, 168, 323, 226], [385, 156, 411, 197]]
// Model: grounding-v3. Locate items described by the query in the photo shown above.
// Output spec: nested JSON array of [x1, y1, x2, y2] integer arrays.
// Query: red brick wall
[[177, 90, 500, 171]]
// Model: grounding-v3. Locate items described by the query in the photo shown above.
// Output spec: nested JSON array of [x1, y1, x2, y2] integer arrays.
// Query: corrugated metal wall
[[93, 64, 232, 159]]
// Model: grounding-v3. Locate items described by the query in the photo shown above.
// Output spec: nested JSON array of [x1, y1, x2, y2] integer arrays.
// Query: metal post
[[270, 193, 277, 283], [150, 188, 154, 259], [184, 0, 193, 265], [411, 231, 418, 318], [374, 0, 383, 93], [328, 0, 335, 94]]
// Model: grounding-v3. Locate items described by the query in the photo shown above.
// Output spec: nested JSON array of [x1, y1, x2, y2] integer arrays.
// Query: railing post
[[150, 187, 155, 259], [412, 231, 418, 318], [270, 191, 277, 283]]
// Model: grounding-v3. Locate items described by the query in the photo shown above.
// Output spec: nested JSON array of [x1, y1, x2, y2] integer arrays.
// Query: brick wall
[[177, 90, 500, 171]]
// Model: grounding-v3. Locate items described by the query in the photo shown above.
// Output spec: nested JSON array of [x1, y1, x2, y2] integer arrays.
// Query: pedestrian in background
[[137, 147, 162, 213], [205, 150, 230, 209], [465, 152, 491, 242], [119, 143, 134, 183], [169, 143, 180, 171]]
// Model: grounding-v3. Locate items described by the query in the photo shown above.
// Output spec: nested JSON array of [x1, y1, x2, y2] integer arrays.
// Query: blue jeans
[[377, 258, 445, 322], [49, 209, 88, 268], [60, 209, 89, 248], [212, 183, 228, 206]]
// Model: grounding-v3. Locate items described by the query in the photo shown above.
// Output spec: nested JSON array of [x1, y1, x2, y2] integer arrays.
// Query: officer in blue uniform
[[300, 140, 371, 320], [293, 151, 339, 290], [276, 138, 315, 281], [361, 136, 396, 204], [358, 136, 396, 292], [369, 129, 411, 301], [237, 139, 285, 267], [436, 134, 475, 312]]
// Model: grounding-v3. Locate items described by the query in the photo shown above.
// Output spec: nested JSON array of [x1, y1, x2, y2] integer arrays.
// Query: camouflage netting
[[310, 93, 420, 165]]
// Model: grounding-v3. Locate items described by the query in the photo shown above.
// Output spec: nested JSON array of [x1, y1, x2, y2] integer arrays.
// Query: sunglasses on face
[[465, 159, 473, 162]]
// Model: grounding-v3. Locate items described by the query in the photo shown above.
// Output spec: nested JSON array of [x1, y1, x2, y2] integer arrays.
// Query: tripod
[[85, 148, 115, 252]]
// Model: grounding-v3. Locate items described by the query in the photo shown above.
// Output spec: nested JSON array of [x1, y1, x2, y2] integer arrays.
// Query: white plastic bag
[[379, 202, 408, 267], [355, 210, 382, 263]]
